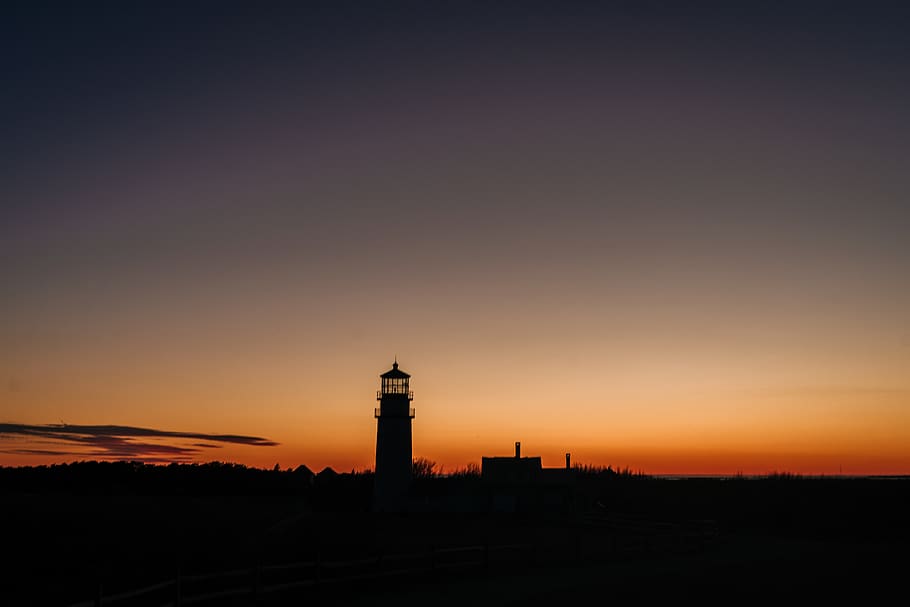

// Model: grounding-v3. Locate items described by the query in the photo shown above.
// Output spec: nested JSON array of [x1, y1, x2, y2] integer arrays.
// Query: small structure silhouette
[[482, 441, 575, 485], [373, 360, 415, 512], [480, 442, 576, 512]]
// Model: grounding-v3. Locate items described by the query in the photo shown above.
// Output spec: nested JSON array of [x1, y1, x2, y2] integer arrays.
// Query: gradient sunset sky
[[3, 2, 909, 474]]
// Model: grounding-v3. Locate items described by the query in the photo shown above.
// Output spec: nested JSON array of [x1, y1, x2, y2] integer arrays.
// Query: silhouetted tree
[[412, 457, 439, 479], [447, 462, 480, 478]]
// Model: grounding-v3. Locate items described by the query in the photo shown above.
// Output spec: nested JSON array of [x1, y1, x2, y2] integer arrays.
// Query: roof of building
[[380, 361, 410, 379]]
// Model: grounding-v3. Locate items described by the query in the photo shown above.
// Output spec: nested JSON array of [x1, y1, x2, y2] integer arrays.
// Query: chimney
[[566, 452, 571, 470], [515, 441, 521, 459]]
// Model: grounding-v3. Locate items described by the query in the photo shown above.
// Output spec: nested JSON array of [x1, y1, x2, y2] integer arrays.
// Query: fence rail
[[69, 517, 716, 607]]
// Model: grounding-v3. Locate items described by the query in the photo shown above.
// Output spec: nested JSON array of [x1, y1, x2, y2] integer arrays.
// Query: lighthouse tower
[[373, 360, 415, 512]]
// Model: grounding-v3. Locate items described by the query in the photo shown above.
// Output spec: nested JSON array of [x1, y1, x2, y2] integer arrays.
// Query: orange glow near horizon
[[4, 347, 909, 474], [3, 266, 910, 475]]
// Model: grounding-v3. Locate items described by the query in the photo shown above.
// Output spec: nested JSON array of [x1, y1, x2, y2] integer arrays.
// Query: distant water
[[653, 474, 910, 480]]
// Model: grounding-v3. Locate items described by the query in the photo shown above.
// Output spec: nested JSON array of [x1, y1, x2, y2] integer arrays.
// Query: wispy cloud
[[0, 423, 278, 463]]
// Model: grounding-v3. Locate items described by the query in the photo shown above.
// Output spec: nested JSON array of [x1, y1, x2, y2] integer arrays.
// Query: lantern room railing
[[374, 407, 416, 418], [376, 390, 414, 400]]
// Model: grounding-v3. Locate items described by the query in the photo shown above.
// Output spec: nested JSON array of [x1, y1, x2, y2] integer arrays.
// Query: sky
[[2, 1, 910, 474]]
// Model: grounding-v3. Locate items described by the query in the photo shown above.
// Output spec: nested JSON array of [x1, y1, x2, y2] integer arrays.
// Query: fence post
[[315, 548, 322, 587], [174, 566, 182, 607], [483, 542, 490, 572], [94, 578, 103, 607], [251, 560, 261, 599]]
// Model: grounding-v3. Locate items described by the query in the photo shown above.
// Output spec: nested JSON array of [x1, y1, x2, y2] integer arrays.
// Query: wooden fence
[[68, 517, 717, 607]]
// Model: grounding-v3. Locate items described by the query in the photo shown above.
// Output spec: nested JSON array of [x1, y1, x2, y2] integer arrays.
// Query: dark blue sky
[[6, 1, 910, 178]]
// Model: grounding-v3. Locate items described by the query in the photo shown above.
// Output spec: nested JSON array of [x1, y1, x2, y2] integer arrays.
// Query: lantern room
[[377, 361, 413, 400]]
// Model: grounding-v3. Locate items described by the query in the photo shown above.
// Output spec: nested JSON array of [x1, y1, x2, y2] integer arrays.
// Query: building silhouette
[[373, 360, 414, 512], [482, 441, 575, 485], [480, 442, 576, 513]]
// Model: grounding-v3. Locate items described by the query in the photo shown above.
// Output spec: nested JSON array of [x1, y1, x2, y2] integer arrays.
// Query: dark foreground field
[[2, 464, 908, 605], [326, 533, 905, 606]]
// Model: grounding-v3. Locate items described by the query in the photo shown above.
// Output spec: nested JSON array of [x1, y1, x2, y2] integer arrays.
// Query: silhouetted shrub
[[412, 457, 439, 479]]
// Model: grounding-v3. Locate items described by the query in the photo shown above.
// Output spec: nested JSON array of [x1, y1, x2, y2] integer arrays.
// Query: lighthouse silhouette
[[373, 360, 415, 512]]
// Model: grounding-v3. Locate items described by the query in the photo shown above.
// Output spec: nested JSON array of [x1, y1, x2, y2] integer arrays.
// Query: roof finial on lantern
[[393, 355, 398, 370]]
